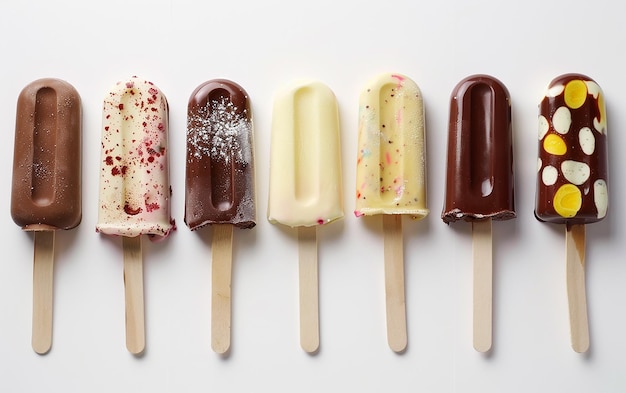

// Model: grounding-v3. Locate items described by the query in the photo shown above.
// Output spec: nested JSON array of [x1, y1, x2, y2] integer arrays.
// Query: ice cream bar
[[96, 76, 174, 239], [355, 73, 428, 219], [185, 78, 256, 354], [268, 80, 343, 353], [535, 73, 608, 224], [11, 78, 82, 354], [442, 74, 515, 223], [442, 74, 514, 353], [354, 73, 428, 353], [267, 80, 343, 227], [11, 78, 82, 231], [185, 79, 255, 230], [535, 73, 607, 353], [96, 76, 173, 354]]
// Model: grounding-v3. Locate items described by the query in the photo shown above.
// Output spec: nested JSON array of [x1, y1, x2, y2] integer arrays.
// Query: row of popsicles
[[10, 73, 607, 356]]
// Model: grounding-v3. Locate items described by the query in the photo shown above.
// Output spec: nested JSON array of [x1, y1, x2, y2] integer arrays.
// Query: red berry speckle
[[146, 202, 160, 212], [124, 203, 142, 215]]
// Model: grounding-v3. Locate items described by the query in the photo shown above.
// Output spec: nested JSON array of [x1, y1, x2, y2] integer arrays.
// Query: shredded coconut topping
[[187, 97, 251, 164]]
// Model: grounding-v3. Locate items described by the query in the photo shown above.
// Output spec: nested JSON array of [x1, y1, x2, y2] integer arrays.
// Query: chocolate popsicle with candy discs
[[442, 75, 515, 352], [268, 80, 343, 353], [355, 73, 428, 352], [535, 73, 608, 353], [11, 78, 81, 354], [185, 79, 255, 354], [96, 76, 175, 354]]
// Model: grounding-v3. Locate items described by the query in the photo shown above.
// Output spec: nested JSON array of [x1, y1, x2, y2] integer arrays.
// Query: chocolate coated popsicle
[[185, 79, 256, 354], [11, 78, 82, 354], [185, 79, 255, 230], [442, 75, 515, 223], [535, 73, 608, 352], [12, 78, 82, 231], [535, 74, 608, 224], [442, 75, 515, 352]]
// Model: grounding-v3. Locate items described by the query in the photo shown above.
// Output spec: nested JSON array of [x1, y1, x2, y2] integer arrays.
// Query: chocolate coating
[[185, 79, 256, 230], [442, 75, 515, 223], [535, 73, 608, 224], [11, 78, 82, 231]]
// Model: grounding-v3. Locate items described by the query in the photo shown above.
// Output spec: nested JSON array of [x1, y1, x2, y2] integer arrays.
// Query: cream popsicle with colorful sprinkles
[[535, 73, 608, 353], [268, 80, 343, 353], [96, 76, 175, 354], [355, 73, 428, 352], [185, 79, 256, 354]]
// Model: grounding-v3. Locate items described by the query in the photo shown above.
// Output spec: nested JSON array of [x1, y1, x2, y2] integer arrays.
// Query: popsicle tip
[[572, 340, 589, 353], [212, 341, 231, 355], [127, 342, 145, 356], [388, 336, 407, 353], [473, 340, 492, 353], [301, 339, 320, 354], [32, 338, 52, 355]]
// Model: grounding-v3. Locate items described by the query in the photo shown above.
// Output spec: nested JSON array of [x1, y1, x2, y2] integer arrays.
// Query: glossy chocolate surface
[[442, 75, 515, 223], [185, 79, 256, 230], [535, 73, 608, 224], [11, 78, 82, 231]]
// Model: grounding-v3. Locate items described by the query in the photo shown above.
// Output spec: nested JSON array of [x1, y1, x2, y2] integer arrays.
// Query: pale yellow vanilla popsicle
[[267, 80, 343, 227], [267, 79, 343, 353], [355, 73, 428, 219]]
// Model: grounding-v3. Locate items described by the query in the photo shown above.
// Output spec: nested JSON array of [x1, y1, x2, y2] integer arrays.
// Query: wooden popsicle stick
[[565, 223, 589, 353], [382, 214, 407, 353], [211, 224, 234, 354], [123, 236, 144, 355], [32, 230, 55, 355], [298, 226, 319, 353], [472, 219, 493, 353]]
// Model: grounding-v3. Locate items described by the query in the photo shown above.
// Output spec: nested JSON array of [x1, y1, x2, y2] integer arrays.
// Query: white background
[[1, 0, 625, 392]]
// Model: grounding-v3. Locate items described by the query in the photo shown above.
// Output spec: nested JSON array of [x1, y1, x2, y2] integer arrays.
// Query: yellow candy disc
[[596, 92, 607, 133], [543, 134, 567, 155], [553, 184, 582, 218], [564, 80, 587, 109]]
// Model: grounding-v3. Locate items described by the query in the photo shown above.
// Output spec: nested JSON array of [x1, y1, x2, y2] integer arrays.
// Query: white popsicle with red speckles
[[96, 76, 174, 239]]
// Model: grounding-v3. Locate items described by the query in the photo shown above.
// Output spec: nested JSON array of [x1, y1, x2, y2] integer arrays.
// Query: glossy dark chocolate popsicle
[[11, 78, 82, 231], [185, 79, 255, 230], [535, 73, 608, 225], [442, 75, 515, 223], [441, 74, 515, 353]]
